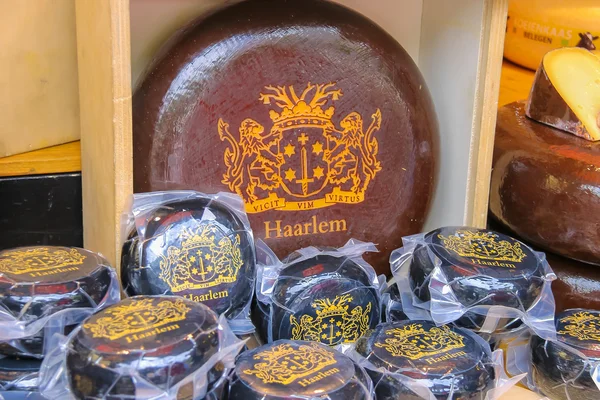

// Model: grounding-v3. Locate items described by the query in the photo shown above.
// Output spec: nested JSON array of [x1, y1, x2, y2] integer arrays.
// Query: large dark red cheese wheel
[[490, 102, 600, 266], [546, 253, 600, 312], [133, 0, 438, 274]]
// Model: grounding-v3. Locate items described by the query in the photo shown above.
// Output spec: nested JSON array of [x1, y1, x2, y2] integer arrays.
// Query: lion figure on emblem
[[219, 118, 284, 202], [324, 109, 382, 194]]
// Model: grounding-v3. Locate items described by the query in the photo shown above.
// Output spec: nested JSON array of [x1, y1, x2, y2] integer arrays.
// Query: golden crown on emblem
[[84, 298, 191, 341], [559, 311, 600, 341], [243, 342, 337, 385], [259, 83, 342, 129], [180, 225, 218, 248], [312, 294, 352, 319], [438, 230, 527, 262], [0, 247, 86, 275], [375, 324, 465, 360]]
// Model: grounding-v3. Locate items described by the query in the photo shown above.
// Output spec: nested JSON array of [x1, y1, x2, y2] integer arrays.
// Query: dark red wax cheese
[[132, 0, 439, 275], [547, 253, 600, 312], [490, 102, 600, 266]]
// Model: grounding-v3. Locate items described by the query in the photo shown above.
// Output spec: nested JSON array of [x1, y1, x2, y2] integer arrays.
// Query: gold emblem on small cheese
[[526, 47, 600, 141]]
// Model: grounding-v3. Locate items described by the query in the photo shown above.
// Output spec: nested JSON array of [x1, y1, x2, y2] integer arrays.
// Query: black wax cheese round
[[0, 246, 114, 358], [357, 321, 495, 399], [121, 197, 255, 318], [531, 309, 600, 400], [409, 227, 544, 332], [0, 357, 41, 392], [266, 253, 380, 345], [67, 296, 225, 399], [228, 340, 372, 400]]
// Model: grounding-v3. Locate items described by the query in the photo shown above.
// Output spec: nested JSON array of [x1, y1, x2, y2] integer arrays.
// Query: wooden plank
[[0, 141, 81, 177], [75, 0, 132, 267], [498, 59, 535, 107], [0, 0, 80, 157], [419, 0, 506, 231], [464, 0, 509, 228]]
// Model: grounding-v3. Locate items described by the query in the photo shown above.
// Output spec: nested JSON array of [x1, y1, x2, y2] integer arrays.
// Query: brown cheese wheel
[[133, 0, 439, 274], [490, 102, 600, 266], [546, 252, 600, 312]]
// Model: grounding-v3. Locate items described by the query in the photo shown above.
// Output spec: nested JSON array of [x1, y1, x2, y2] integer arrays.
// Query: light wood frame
[[76, 0, 508, 268]]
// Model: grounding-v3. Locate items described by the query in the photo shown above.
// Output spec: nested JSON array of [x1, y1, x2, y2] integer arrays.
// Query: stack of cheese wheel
[[490, 47, 600, 312]]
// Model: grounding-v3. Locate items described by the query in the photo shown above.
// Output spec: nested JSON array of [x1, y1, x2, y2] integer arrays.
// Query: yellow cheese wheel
[[505, 0, 600, 70]]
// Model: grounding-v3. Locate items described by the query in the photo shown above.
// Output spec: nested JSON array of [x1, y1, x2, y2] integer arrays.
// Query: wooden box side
[[75, 0, 133, 265], [420, 0, 508, 230], [77, 0, 505, 265]]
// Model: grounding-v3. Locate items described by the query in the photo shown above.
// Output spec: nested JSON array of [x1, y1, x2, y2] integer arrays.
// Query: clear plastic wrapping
[[254, 240, 383, 346], [228, 339, 374, 400], [38, 295, 245, 400], [381, 279, 407, 323], [507, 308, 600, 400], [391, 227, 557, 340], [121, 191, 256, 335], [0, 246, 120, 358], [347, 320, 525, 400]]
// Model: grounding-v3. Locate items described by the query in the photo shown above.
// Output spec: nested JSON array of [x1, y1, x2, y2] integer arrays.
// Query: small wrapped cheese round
[[121, 195, 255, 321], [356, 321, 495, 399], [408, 226, 546, 332], [0, 357, 41, 392], [531, 309, 600, 400], [66, 296, 228, 399], [266, 252, 380, 345], [0, 246, 116, 358], [228, 340, 373, 400]]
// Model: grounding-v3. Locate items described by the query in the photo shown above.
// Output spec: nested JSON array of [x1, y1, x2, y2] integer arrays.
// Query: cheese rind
[[526, 47, 600, 141], [490, 102, 600, 265]]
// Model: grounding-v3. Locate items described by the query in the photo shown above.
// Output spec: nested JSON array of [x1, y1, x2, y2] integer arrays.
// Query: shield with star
[[185, 243, 217, 284], [320, 315, 345, 346], [278, 127, 330, 199]]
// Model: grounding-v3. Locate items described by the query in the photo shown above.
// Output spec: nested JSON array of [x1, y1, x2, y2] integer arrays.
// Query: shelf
[[0, 141, 81, 178]]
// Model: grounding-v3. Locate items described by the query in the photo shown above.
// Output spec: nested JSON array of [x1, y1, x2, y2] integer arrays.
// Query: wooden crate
[[75, 0, 507, 271], [73, 2, 550, 398]]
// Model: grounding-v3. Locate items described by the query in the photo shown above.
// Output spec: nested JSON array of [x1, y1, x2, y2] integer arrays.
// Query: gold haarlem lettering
[[28, 266, 80, 277], [184, 289, 229, 302], [470, 259, 516, 269], [264, 216, 347, 239], [297, 367, 340, 387], [124, 324, 180, 344], [423, 350, 467, 365]]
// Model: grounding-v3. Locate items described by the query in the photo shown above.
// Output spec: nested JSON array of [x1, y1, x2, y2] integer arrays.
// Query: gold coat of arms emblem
[[0, 247, 86, 276], [158, 225, 243, 293], [243, 341, 338, 385], [438, 230, 527, 263], [84, 298, 191, 341], [558, 311, 600, 342], [375, 323, 465, 360], [290, 294, 371, 346], [219, 82, 382, 213]]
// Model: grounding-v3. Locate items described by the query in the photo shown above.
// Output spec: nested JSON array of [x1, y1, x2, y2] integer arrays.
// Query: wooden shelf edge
[[0, 141, 81, 178]]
